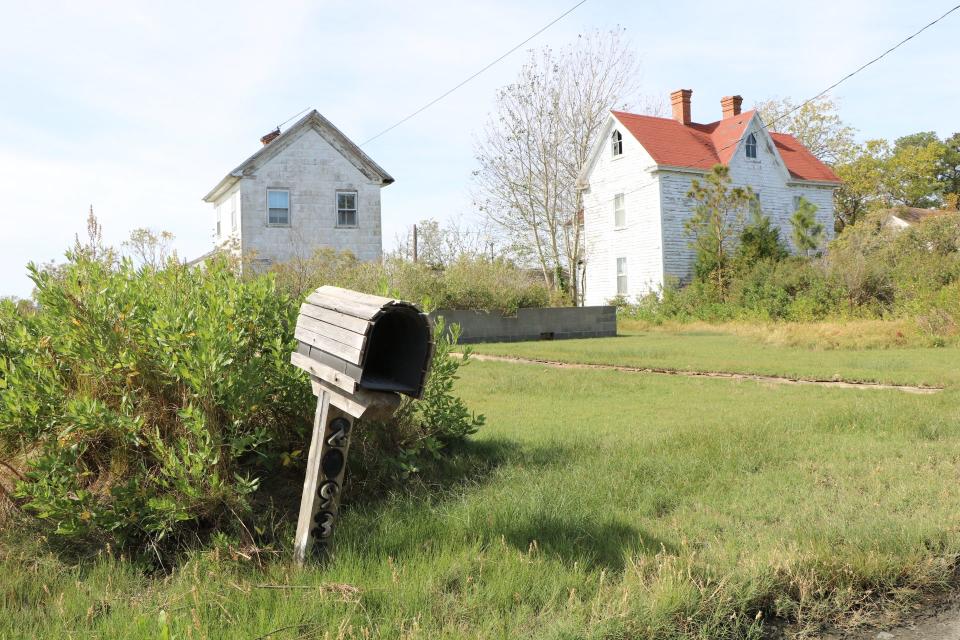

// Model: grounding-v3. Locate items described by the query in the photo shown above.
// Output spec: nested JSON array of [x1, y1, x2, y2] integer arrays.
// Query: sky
[[1, 0, 958, 298]]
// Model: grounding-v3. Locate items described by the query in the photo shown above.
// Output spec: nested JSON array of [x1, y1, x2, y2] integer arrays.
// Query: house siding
[[236, 128, 383, 266], [582, 122, 664, 306], [657, 119, 836, 283]]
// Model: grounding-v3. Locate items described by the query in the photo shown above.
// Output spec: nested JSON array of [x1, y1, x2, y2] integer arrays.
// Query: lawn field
[[3, 354, 960, 638], [471, 328, 960, 388]]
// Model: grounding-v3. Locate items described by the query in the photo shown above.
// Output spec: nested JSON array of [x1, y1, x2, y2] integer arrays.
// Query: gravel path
[[464, 352, 943, 394]]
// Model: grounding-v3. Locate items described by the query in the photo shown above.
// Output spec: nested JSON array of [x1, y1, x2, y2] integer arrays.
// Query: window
[[230, 193, 237, 230], [337, 191, 358, 227], [616, 257, 628, 295], [267, 189, 289, 225], [611, 129, 623, 156], [614, 193, 626, 228], [745, 133, 757, 159], [793, 195, 802, 212], [216, 205, 221, 236]]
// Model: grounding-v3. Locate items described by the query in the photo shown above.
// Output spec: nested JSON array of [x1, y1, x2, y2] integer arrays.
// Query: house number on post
[[289, 286, 433, 563]]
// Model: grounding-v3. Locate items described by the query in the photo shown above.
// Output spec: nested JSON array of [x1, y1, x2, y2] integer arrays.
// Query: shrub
[[0, 253, 483, 557], [270, 249, 552, 313]]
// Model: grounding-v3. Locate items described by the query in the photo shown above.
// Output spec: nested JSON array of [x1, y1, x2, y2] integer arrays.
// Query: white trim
[[335, 190, 359, 228], [266, 188, 291, 227]]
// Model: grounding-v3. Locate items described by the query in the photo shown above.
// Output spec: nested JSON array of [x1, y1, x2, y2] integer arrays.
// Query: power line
[[358, 0, 589, 147], [592, 2, 960, 209]]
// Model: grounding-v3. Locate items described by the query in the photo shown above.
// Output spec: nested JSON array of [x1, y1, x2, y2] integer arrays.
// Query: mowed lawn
[[472, 329, 960, 388], [3, 359, 960, 638]]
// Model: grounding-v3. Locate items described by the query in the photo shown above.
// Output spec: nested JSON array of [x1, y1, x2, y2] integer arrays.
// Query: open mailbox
[[289, 286, 434, 563], [290, 285, 434, 417]]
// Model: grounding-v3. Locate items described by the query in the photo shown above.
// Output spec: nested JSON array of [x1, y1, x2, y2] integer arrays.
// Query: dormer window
[[611, 129, 623, 156], [745, 133, 758, 159]]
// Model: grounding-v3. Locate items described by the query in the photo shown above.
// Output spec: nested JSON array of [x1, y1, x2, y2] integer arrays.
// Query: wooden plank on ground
[[290, 352, 357, 394], [298, 303, 371, 334], [296, 315, 366, 351], [295, 326, 363, 365]]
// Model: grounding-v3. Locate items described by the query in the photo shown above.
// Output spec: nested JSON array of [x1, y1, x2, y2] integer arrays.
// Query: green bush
[[270, 250, 552, 313], [0, 253, 482, 557], [617, 210, 960, 333]]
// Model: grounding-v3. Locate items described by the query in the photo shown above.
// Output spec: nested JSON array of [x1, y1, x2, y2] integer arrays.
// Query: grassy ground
[[3, 356, 960, 638], [472, 322, 960, 388]]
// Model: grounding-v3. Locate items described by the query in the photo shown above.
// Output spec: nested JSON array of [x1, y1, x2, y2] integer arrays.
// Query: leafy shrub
[[270, 250, 552, 313], [0, 253, 483, 557]]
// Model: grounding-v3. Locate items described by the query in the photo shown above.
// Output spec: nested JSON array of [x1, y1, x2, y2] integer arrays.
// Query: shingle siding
[[583, 124, 664, 305], [584, 116, 838, 302]]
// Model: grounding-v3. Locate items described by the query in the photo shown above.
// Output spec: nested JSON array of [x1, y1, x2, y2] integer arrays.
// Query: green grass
[[472, 328, 960, 388], [3, 358, 960, 638]]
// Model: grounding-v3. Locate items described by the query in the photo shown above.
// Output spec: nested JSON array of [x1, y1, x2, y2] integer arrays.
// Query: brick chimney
[[670, 89, 692, 126], [721, 95, 743, 119], [260, 127, 281, 146]]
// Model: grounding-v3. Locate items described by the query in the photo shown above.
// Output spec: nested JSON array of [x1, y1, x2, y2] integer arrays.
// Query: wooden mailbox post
[[289, 286, 433, 563]]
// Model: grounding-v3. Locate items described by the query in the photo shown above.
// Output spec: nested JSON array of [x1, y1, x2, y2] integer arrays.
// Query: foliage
[[270, 249, 553, 313], [684, 165, 756, 297], [789, 196, 825, 255], [349, 319, 484, 488], [755, 95, 857, 164], [618, 210, 960, 338], [733, 207, 788, 274], [0, 248, 484, 557], [833, 132, 956, 231]]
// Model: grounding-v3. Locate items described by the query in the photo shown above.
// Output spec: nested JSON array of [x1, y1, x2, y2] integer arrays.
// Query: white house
[[577, 89, 841, 305], [201, 110, 394, 268]]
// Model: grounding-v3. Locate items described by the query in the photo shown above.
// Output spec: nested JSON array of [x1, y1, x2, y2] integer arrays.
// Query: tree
[[394, 218, 496, 267], [790, 197, 824, 256], [833, 139, 889, 231], [754, 95, 856, 165], [123, 228, 177, 269], [940, 132, 960, 208], [884, 132, 947, 208], [685, 165, 756, 296], [733, 205, 788, 274], [474, 29, 653, 304]]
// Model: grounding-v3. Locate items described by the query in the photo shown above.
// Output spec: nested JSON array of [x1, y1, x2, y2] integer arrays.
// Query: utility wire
[[358, 0, 589, 146], [594, 2, 960, 208]]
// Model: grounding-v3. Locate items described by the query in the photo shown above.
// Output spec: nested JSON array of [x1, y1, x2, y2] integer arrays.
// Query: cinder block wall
[[432, 306, 617, 344]]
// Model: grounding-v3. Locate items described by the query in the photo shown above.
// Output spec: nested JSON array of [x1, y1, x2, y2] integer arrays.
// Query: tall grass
[[3, 361, 960, 638]]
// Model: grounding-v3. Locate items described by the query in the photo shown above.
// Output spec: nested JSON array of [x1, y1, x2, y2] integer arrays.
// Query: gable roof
[[203, 110, 394, 203], [609, 109, 841, 184]]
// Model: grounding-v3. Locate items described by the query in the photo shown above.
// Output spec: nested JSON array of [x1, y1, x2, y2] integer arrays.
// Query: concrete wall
[[238, 127, 383, 265], [582, 116, 665, 306], [432, 306, 617, 344]]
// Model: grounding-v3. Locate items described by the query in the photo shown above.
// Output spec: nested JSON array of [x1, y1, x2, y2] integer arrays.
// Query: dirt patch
[[461, 353, 943, 395], [819, 601, 960, 639]]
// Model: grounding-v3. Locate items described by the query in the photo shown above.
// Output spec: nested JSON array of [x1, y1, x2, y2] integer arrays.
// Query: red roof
[[610, 110, 840, 183]]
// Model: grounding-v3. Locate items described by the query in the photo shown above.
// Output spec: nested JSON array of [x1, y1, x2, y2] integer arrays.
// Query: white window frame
[[611, 129, 623, 157], [745, 133, 758, 159], [230, 192, 238, 230], [793, 195, 803, 212], [614, 193, 626, 229], [336, 191, 358, 228], [616, 257, 628, 295], [216, 204, 222, 237], [266, 189, 290, 226]]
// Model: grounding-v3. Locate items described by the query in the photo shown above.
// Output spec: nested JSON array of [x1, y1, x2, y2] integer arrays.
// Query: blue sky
[[1, 0, 958, 297]]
